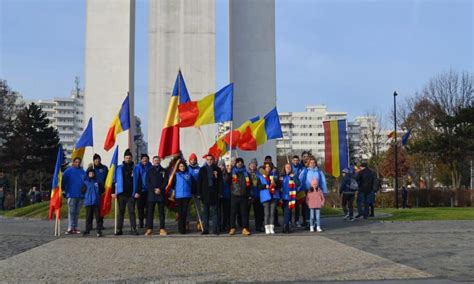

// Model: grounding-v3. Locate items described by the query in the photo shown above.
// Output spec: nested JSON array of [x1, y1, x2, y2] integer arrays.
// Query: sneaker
[[229, 228, 236, 235], [159, 229, 168, 236], [348, 217, 355, 222], [65, 229, 74, 235], [310, 226, 314, 232], [82, 231, 90, 237], [269, 225, 275, 234], [114, 230, 123, 236], [242, 228, 251, 236], [265, 225, 270, 235], [355, 214, 362, 219], [97, 231, 103, 237], [145, 229, 153, 236], [343, 214, 350, 220], [73, 229, 81, 234], [316, 226, 323, 232]]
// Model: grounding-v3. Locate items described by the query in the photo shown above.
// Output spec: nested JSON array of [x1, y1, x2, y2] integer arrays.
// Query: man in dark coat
[[145, 156, 168, 236], [197, 154, 223, 235], [355, 161, 375, 219]]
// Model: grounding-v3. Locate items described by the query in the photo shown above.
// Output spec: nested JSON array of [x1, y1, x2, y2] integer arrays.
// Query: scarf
[[232, 167, 250, 188], [285, 175, 297, 209], [263, 174, 276, 195]]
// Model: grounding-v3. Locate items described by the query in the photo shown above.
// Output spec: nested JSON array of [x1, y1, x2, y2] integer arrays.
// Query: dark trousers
[[274, 207, 280, 225], [357, 192, 371, 218], [0, 197, 4, 210], [294, 202, 301, 224], [147, 201, 165, 230], [252, 199, 264, 230], [85, 205, 100, 232], [137, 192, 148, 227], [203, 202, 219, 233], [176, 198, 190, 234], [302, 202, 309, 226], [283, 200, 292, 225], [117, 195, 136, 231], [230, 196, 249, 229], [341, 194, 355, 217], [97, 216, 104, 230], [220, 198, 231, 231]]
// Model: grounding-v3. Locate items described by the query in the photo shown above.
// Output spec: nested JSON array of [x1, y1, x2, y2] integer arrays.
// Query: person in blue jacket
[[339, 168, 356, 221], [290, 155, 304, 227], [62, 157, 86, 235], [82, 168, 104, 237], [248, 158, 264, 232], [134, 154, 152, 229], [92, 154, 108, 231], [173, 160, 194, 234], [260, 162, 281, 235], [280, 163, 301, 234], [218, 160, 231, 232], [187, 153, 202, 232], [299, 157, 327, 229], [112, 149, 139, 236]]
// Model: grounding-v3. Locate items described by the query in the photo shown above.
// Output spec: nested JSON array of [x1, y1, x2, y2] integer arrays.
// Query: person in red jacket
[[306, 178, 325, 232]]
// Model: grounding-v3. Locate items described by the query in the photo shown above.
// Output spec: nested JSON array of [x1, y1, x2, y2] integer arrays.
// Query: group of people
[[60, 149, 377, 237]]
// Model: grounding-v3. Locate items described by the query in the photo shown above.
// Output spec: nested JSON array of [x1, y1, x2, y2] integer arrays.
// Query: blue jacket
[[248, 171, 263, 199], [299, 167, 328, 194], [259, 173, 280, 203], [281, 174, 301, 200], [62, 166, 85, 199], [133, 162, 152, 193], [115, 162, 135, 197], [174, 171, 193, 199], [82, 178, 101, 207], [339, 174, 354, 195], [188, 164, 201, 181], [222, 172, 231, 200], [94, 164, 108, 187]]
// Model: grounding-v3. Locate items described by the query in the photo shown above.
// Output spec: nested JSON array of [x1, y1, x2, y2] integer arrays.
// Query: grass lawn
[[376, 207, 474, 221], [1, 200, 343, 220]]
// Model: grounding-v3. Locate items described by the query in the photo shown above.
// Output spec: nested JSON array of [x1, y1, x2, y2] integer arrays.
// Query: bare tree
[[357, 110, 385, 176]]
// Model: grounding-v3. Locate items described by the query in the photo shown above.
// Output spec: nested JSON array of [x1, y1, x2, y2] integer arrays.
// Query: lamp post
[[393, 91, 399, 209]]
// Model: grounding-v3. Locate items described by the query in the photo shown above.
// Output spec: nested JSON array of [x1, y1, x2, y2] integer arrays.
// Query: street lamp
[[393, 91, 399, 209]]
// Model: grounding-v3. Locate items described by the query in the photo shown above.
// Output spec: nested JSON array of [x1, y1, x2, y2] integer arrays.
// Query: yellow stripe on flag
[[71, 147, 85, 161], [195, 93, 216, 126], [330, 120, 340, 176], [250, 118, 268, 146], [163, 96, 180, 128]]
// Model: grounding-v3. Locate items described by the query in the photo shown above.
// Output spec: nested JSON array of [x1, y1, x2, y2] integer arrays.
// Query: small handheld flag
[[402, 128, 412, 146]]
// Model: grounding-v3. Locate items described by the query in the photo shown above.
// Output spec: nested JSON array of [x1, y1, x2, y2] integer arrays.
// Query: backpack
[[349, 177, 359, 191]]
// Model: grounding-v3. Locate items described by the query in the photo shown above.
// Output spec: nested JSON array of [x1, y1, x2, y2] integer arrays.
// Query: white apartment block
[[347, 116, 389, 161], [277, 105, 347, 162]]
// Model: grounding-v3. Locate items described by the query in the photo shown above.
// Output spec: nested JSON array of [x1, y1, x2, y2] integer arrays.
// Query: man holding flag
[[62, 157, 86, 234]]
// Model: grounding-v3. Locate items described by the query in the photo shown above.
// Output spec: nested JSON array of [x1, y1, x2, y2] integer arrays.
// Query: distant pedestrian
[[339, 168, 356, 221], [306, 178, 325, 232], [402, 185, 408, 209], [355, 161, 375, 220]]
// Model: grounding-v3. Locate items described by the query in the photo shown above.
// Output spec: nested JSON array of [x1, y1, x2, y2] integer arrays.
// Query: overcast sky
[[1, 0, 472, 138]]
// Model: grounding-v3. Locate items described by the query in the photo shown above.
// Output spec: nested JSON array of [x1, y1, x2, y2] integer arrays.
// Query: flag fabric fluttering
[[100, 146, 118, 217], [178, 83, 233, 127], [49, 147, 64, 220], [386, 130, 396, 141], [323, 120, 349, 178], [402, 128, 412, 146], [158, 71, 191, 158], [104, 94, 130, 151], [71, 117, 94, 160], [238, 107, 283, 151]]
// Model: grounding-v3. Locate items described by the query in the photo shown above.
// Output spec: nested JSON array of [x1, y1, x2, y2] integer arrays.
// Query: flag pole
[[114, 197, 117, 234]]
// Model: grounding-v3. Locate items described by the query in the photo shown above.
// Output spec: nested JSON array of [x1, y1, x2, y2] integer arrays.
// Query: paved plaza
[[0, 215, 472, 283]]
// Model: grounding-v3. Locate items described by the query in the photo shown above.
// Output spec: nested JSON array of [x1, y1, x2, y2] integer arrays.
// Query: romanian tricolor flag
[[71, 117, 93, 160], [178, 83, 233, 127], [158, 71, 190, 158], [323, 120, 349, 178], [239, 107, 283, 151], [49, 147, 63, 220], [100, 146, 118, 217], [208, 137, 228, 160], [104, 94, 130, 151]]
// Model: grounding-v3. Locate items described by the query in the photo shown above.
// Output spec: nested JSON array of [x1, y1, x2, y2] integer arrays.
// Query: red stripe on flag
[[103, 125, 116, 151], [238, 125, 257, 151], [158, 126, 180, 158], [48, 187, 61, 220], [178, 101, 199, 127], [100, 187, 112, 217], [323, 121, 333, 176]]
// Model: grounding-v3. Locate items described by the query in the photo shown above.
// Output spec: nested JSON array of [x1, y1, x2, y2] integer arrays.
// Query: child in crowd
[[82, 168, 103, 237], [306, 178, 325, 232]]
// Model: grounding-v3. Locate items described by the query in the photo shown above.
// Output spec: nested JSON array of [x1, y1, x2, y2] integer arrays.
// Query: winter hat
[[249, 158, 258, 166], [189, 153, 197, 161], [140, 153, 149, 160], [124, 149, 132, 157], [86, 167, 95, 176], [93, 153, 101, 161]]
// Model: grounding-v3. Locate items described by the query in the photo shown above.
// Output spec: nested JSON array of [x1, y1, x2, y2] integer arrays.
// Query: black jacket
[[146, 165, 168, 203], [356, 168, 375, 194], [197, 164, 223, 205]]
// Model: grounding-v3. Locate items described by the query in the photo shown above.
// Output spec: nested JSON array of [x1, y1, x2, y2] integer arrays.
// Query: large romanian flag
[[49, 147, 63, 220], [178, 83, 233, 127], [104, 95, 130, 151], [100, 146, 118, 217], [158, 71, 190, 158], [323, 120, 349, 178], [71, 117, 93, 160], [239, 107, 283, 151]]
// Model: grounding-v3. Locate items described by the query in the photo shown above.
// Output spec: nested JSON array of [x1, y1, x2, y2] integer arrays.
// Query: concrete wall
[[84, 0, 135, 165], [229, 0, 277, 166], [148, 0, 215, 162]]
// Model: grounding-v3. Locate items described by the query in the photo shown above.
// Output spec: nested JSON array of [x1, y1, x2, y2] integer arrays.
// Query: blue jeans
[[283, 200, 292, 226], [357, 192, 371, 218], [67, 198, 83, 230], [203, 203, 219, 233], [309, 208, 320, 227]]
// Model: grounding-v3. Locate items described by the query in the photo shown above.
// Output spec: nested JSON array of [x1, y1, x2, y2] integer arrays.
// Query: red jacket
[[306, 187, 325, 209]]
